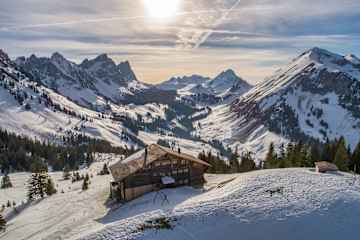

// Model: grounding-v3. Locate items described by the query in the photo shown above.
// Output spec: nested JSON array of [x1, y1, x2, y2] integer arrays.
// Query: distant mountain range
[[16, 52, 146, 110], [1, 47, 360, 160], [157, 69, 252, 105]]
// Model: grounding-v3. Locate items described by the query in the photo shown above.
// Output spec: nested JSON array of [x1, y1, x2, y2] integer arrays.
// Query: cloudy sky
[[1, 0, 360, 84]]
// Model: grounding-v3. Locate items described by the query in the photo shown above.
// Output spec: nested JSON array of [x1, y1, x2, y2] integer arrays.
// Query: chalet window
[[181, 160, 186, 165], [184, 168, 189, 173]]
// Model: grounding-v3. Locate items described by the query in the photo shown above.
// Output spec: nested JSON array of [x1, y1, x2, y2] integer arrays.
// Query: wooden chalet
[[109, 144, 211, 202]]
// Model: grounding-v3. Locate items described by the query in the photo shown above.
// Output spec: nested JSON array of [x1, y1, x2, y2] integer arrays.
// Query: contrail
[[157, 26, 270, 38], [0, 8, 244, 32], [193, 0, 242, 49]]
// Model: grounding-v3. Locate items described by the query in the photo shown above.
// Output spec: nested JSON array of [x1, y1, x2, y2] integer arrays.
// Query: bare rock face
[[16, 52, 142, 108]]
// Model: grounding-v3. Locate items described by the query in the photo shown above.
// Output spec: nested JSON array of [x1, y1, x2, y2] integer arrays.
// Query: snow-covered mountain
[[199, 47, 360, 159], [1, 48, 222, 156], [16, 52, 147, 109], [0, 49, 158, 148], [207, 69, 251, 96], [156, 74, 210, 91], [158, 70, 252, 105], [4, 47, 360, 161], [345, 54, 360, 65]]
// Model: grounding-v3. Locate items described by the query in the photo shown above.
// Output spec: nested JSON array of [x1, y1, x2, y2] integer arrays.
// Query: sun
[[144, 0, 180, 19]]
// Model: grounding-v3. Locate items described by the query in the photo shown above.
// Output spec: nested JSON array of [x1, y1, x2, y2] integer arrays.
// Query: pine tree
[[63, 165, 71, 180], [334, 137, 350, 171], [27, 172, 52, 200], [351, 141, 360, 174], [229, 150, 240, 173], [100, 163, 110, 175], [27, 173, 38, 201], [310, 144, 321, 166], [45, 177, 57, 196], [321, 139, 332, 162], [37, 172, 48, 198], [0, 174, 12, 189], [264, 142, 277, 169], [0, 213, 6, 232], [85, 173, 90, 182], [239, 151, 256, 172], [82, 177, 89, 191]]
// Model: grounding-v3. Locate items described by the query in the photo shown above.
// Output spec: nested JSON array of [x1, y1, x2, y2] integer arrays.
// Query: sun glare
[[144, 0, 180, 19]]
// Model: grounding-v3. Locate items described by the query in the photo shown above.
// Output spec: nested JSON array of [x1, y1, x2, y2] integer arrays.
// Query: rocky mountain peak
[[214, 69, 238, 80], [51, 52, 66, 61], [297, 47, 343, 64], [118, 61, 138, 81], [94, 53, 114, 64], [210, 69, 250, 92], [345, 54, 360, 65], [0, 49, 9, 60], [0, 49, 12, 66]]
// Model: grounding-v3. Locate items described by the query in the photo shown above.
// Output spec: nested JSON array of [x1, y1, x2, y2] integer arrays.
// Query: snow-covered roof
[[109, 144, 211, 182], [315, 161, 338, 172]]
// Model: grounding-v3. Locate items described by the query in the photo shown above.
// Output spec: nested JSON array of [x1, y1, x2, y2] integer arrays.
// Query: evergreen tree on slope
[[264, 142, 278, 169], [334, 137, 350, 171], [0, 214, 6, 232], [351, 141, 360, 174], [0, 174, 12, 189]]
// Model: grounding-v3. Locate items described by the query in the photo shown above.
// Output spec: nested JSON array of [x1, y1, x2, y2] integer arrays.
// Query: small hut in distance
[[109, 144, 211, 202], [315, 161, 338, 173]]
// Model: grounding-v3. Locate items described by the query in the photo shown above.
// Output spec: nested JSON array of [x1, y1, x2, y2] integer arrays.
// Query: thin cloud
[[175, 0, 243, 49], [0, 8, 246, 32]]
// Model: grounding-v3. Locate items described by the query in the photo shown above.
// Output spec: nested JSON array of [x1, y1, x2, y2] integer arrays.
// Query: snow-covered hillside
[[2, 168, 359, 240], [199, 48, 360, 159], [0, 157, 120, 240], [68, 168, 360, 240]]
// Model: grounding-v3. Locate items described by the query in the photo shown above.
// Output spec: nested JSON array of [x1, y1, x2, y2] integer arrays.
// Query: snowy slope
[[78, 168, 360, 240], [3, 168, 360, 240], [199, 47, 360, 159], [0, 158, 120, 240]]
